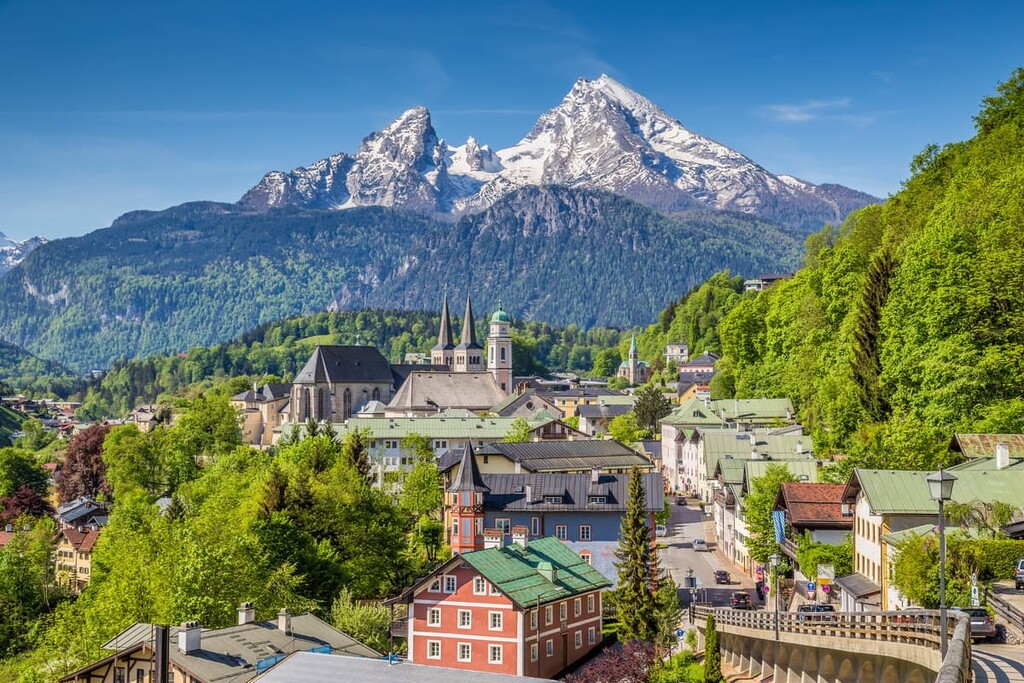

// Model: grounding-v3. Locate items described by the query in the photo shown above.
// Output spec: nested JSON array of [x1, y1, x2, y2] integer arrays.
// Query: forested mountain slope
[[714, 68, 1024, 468], [0, 188, 800, 372]]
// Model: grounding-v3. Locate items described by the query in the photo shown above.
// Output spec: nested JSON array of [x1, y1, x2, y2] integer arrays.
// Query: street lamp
[[926, 470, 956, 658], [770, 553, 780, 641]]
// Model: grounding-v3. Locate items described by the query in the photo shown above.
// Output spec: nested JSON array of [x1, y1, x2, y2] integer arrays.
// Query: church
[[280, 295, 514, 425]]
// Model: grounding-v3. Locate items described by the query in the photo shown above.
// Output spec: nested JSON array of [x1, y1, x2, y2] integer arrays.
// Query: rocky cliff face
[[239, 75, 879, 230]]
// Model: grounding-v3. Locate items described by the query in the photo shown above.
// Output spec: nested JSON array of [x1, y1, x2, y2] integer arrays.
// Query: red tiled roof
[[778, 483, 852, 529], [0, 531, 13, 548], [62, 527, 101, 552]]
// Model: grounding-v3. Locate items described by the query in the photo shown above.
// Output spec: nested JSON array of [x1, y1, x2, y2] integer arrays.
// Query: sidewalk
[[702, 517, 755, 589]]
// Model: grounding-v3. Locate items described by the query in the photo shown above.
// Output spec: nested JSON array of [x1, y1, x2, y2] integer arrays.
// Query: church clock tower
[[488, 302, 513, 395]]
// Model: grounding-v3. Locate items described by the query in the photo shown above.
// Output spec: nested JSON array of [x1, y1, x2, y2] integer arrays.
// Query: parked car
[[797, 603, 836, 622], [692, 538, 709, 552], [1015, 558, 1024, 590], [714, 570, 731, 585], [676, 496, 686, 506], [951, 606, 997, 642], [730, 592, 753, 610], [655, 524, 667, 537]]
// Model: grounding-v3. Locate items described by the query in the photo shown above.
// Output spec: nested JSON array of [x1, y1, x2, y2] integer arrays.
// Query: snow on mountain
[[0, 232, 46, 276], [239, 75, 879, 229]]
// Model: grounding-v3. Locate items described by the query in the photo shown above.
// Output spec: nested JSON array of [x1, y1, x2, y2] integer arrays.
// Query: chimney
[[483, 528, 505, 550], [591, 467, 601, 484], [537, 561, 558, 584], [749, 433, 756, 446], [152, 625, 170, 683], [796, 440, 804, 454], [278, 608, 292, 635], [511, 525, 529, 548], [3, 524, 11, 533], [996, 442, 1010, 470], [237, 601, 255, 625], [178, 621, 201, 654]]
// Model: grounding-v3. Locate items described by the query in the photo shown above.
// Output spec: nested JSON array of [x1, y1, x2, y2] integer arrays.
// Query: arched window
[[500, 347, 506, 361], [372, 387, 380, 401], [304, 389, 312, 420], [343, 388, 352, 418]]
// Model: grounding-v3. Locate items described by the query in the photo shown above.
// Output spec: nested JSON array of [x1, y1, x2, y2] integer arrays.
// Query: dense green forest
[[0, 187, 801, 372], [0, 341, 78, 396], [67, 310, 625, 419], [713, 68, 1024, 467]]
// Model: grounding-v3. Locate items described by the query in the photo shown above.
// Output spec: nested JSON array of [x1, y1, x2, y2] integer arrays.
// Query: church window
[[500, 347, 506, 361], [372, 388, 380, 401], [343, 388, 352, 418]]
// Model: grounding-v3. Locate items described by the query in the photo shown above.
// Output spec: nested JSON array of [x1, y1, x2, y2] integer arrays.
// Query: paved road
[[973, 645, 1024, 683], [660, 500, 760, 609]]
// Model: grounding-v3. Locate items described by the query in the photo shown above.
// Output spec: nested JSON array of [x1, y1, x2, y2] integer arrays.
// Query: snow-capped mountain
[[0, 232, 46, 276], [239, 75, 879, 229]]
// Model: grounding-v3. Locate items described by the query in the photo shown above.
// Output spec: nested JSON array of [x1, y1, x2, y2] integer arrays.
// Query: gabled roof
[[833, 573, 880, 600], [471, 440, 654, 473], [949, 434, 1024, 459], [85, 614, 380, 683], [774, 483, 852, 529], [461, 536, 611, 607], [61, 527, 101, 552], [449, 442, 489, 493], [490, 390, 561, 418], [661, 398, 728, 427], [709, 398, 794, 422], [293, 346, 394, 385], [326, 416, 554, 441], [577, 403, 632, 420], [387, 372, 506, 411], [842, 468, 1024, 515], [701, 431, 814, 479], [744, 460, 819, 488], [478, 471, 663, 513], [680, 352, 719, 368]]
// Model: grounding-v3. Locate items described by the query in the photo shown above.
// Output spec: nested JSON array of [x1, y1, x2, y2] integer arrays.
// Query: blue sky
[[1, 0, 1021, 241]]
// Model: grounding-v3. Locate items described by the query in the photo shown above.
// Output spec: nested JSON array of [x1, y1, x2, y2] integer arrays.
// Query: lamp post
[[926, 470, 956, 658], [770, 553, 780, 641]]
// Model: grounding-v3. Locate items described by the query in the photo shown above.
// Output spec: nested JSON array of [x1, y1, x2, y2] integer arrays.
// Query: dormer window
[[544, 496, 563, 504], [588, 496, 607, 504]]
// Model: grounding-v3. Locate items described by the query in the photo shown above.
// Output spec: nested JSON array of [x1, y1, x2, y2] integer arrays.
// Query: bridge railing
[[691, 606, 972, 683]]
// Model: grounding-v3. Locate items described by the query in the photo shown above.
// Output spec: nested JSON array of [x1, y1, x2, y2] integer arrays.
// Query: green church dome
[[490, 302, 510, 323]]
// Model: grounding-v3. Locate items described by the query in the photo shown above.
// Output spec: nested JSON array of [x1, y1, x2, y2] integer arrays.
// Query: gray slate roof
[[293, 346, 394, 385], [448, 442, 489, 493], [253, 652, 548, 683], [577, 403, 632, 419], [473, 440, 654, 473], [94, 615, 379, 683], [480, 471, 663, 512]]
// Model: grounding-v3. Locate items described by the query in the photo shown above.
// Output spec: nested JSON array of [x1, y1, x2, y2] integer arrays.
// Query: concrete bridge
[[691, 606, 973, 683]]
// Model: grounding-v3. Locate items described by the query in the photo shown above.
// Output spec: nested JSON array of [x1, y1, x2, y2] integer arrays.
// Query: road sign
[[821, 584, 831, 594], [756, 566, 764, 582], [807, 581, 816, 591], [764, 584, 771, 595], [971, 585, 979, 597], [676, 628, 685, 638]]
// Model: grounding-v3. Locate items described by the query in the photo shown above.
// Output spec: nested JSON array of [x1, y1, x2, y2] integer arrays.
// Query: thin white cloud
[[760, 98, 852, 123]]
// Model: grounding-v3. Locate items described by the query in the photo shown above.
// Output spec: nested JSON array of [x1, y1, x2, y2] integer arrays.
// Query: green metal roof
[[661, 398, 728, 427], [709, 398, 795, 422], [716, 459, 747, 485], [588, 394, 636, 406], [324, 416, 554, 441], [701, 431, 814, 478], [849, 468, 1024, 515], [948, 456, 1024, 471], [461, 536, 611, 607], [744, 459, 819, 486]]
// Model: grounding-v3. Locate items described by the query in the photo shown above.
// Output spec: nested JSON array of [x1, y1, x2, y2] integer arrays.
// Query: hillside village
[[4, 277, 1024, 683]]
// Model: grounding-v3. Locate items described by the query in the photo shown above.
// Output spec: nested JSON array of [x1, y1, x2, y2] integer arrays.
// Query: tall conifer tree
[[704, 612, 723, 683], [613, 466, 658, 642]]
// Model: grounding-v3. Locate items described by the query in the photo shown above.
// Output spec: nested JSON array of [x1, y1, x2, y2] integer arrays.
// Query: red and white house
[[390, 531, 610, 678]]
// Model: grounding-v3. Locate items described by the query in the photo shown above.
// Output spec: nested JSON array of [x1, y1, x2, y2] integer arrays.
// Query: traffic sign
[[756, 566, 764, 582], [807, 581, 816, 591], [676, 629, 685, 638], [821, 584, 831, 594], [764, 584, 771, 595]]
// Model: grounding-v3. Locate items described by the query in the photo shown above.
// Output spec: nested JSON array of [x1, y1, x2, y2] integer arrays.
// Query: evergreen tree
[[850, 248, 894, 421], [704, 612, 723, 683], [633, 384, 673, 434], [613, 466, 658, 642], [341, 428, 373, 482]]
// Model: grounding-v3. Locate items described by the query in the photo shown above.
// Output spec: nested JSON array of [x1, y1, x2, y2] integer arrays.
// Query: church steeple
[[448, 442, 488, 553], [454, 295, 483, 372], [488, 301, 513, 395], [431, 294, 455, 368]]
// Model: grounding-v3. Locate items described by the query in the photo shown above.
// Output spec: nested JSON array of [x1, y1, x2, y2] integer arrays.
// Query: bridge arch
[[857, 658, 876, 683], [820, 652, 836, 682], [837, 656, 856, 683], [880, 662, 900, 683]]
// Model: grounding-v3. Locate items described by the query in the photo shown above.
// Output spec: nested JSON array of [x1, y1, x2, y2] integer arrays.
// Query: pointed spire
[[448, 442, 489, 493], [456, 294, 482, 350], [630, 333, 638, 355], [432, 293, 455, 351]]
